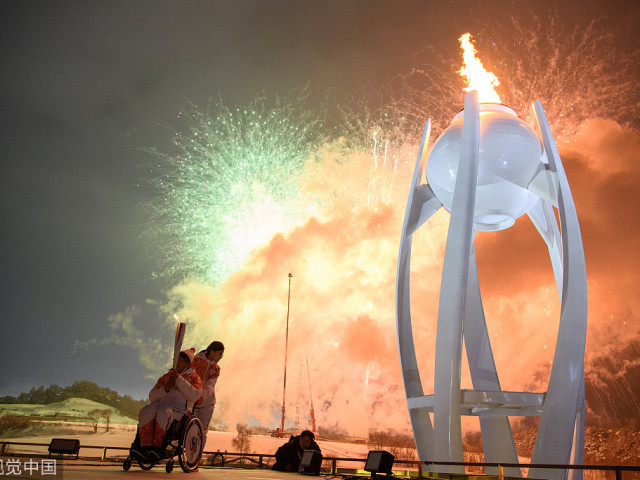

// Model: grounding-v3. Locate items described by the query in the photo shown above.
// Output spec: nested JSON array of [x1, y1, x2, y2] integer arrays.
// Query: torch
[[172, 314, 186, 370]]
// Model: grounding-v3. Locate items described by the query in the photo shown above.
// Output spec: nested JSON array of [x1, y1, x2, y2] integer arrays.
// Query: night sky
[[1, 1, 639, 431]]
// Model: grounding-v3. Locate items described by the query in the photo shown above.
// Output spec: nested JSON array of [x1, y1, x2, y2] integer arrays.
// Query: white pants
[[194, 404, 215, 447]]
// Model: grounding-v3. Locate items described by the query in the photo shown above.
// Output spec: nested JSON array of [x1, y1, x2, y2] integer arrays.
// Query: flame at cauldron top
[[458, 33, 501, 104]]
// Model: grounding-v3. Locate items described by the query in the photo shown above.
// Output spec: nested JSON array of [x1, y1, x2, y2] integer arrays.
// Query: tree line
[[0, 381, 148, 420]]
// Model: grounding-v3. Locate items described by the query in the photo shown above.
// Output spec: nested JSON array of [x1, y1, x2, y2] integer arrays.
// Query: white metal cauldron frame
[[396, 91, 587, 480]]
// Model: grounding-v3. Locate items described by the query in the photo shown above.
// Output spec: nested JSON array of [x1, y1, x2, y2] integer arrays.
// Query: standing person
[[135, 348, 201, 462], [192, 341, 224, 446]]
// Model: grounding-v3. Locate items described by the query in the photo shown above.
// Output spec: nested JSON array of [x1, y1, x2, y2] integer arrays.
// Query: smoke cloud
[[148, 117, 640, 434], [73, 304, 168, 375]]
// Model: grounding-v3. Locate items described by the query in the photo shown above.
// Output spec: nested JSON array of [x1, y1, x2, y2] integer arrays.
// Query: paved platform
[[1, 463, 310, 479], [0, 459, 368, 479], [71, 463, 315, 478]]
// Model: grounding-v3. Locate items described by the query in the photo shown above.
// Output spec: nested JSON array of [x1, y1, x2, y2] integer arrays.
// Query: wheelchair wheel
[[178, 415, 204, 472], [137, 459, 154, 470], [123, 456, 132, 471]]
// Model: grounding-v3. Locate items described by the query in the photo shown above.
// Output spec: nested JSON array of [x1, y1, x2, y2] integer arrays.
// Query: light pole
[[280, 273, 293, 434], [306, 354, 317, 434]]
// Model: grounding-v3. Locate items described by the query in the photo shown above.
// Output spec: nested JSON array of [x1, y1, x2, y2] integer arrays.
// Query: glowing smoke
[[110, 15, 640, 433]]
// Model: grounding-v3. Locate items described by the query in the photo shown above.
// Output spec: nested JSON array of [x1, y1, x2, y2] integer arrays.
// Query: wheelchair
[[123, 413, 204, 473]]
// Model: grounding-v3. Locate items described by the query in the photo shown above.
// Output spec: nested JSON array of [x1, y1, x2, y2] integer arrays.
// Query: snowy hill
[[0, 397, 136, 424]]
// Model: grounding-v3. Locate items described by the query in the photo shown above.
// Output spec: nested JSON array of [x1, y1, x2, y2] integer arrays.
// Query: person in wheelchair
[[133, 348, 202, 462]]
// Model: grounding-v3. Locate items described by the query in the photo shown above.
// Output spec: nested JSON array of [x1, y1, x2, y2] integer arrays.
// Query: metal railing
[[1, 440, 639, 479], [417, 460, 640, 480], [152, 450, 640, 479]]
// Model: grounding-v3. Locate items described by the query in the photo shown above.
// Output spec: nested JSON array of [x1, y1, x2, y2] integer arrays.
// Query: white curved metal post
[[432, 90, 480, 471], [464, 242, 520, 476], [530, 102, 587, 480], [396, 118, 442, 462], [528, 198, 563, 297]]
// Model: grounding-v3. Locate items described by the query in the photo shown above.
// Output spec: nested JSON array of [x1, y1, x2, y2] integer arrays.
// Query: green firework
[[142, 94, 324, 285]]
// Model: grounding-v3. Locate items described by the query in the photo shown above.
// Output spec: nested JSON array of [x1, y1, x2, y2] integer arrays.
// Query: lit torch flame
[[173, 313, 180, 322], [458, 33, 501, 104]]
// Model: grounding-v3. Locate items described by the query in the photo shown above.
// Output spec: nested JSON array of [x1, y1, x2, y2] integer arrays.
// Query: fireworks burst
[[480, 17, 640, 135], [126, 13, 640, 431], [401, 15, 639, 138], [336, 100, 417, 209], [140, 94, 324, 285], [140, 15, 640, 289]]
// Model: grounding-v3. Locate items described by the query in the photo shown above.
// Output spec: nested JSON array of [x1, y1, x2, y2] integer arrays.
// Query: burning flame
[[458, 33, 501, 103], [173, 313, 180, 322]]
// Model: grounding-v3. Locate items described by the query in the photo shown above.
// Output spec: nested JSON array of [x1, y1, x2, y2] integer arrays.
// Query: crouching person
[[135, 348, 202, 462], [272, 430, 322, 474]]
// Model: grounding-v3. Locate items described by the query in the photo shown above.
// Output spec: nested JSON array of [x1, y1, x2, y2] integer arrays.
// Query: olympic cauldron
[[396, 91, 587, 480]]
